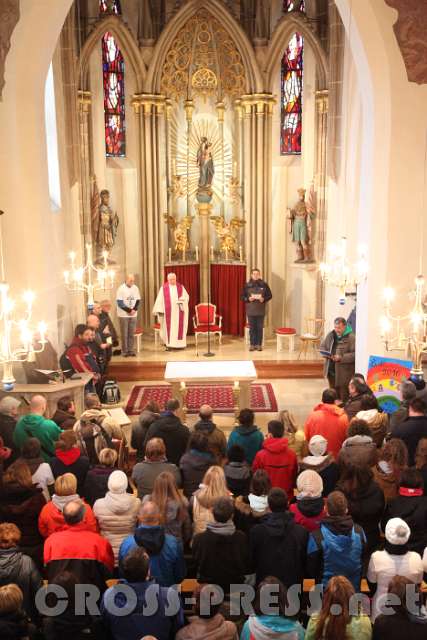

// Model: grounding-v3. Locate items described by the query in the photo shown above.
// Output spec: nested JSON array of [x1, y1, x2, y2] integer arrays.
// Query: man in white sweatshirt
[[116, 274, 141, 357]]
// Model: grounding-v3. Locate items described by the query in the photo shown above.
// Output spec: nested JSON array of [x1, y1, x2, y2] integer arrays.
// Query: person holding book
[[241, 268, 272, 351], [319, 317, 355, 402]]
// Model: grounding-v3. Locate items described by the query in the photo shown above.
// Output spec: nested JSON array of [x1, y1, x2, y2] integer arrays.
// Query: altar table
[[0, 373, 93, 418], [164, 360, 257, 412]]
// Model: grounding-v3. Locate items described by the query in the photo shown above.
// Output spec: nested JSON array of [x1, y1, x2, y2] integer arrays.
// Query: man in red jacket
[[44, 500, 114, 596], [304, 388, 349, 459], [252, 420, 297, 501]]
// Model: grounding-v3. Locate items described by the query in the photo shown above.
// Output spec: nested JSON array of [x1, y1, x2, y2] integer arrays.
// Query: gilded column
[[132, 94, 167, 328], [77, 90, 92, 241], [216, 100, 226, 218], [315, 89, 329, 320]]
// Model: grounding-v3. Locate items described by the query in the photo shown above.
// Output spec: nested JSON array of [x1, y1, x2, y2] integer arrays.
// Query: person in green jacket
[[14, 395, 62, 462], [227, 409, 264, 466], [305, 575, 372, 640]]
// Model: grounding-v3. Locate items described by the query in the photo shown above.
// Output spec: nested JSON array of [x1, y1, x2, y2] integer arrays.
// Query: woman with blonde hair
[[191, 466, 231, 536], [145, 471, 191, 544], [38, 473, 97, 538], [372, 438, 408, 502], [279, 409, 307, 461], [305, 575, 372, 640], [82, 447, 118, 506], [0, 583, 29, 639], [0, 461, 45, 567], [414, 437, 427, 495]]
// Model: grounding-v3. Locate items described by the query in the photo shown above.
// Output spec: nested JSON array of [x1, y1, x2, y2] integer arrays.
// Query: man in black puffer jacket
[[144, 399, 190, 465]]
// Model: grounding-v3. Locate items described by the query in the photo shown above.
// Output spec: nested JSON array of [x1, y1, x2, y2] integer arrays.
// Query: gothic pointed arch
[[78, 14, 146, 91], [145, 0, 263, 96], [266, 12, 328, 90]]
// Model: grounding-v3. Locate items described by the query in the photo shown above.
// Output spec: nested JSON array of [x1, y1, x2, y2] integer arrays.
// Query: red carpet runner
[[125, 383, 278, 415]]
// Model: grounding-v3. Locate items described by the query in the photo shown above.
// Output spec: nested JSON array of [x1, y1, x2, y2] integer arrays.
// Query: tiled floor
[[116, 333, 322, 363]]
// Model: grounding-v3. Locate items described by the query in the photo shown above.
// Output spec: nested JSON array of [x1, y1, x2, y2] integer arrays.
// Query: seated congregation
[[1, 376, 427, 640]]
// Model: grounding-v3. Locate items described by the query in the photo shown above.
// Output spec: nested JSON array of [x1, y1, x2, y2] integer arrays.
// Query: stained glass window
[[280, 32, 303, 155], [102, 32, 126, 157], [99, 0, 121, 14], [284, 0, 305, 11]]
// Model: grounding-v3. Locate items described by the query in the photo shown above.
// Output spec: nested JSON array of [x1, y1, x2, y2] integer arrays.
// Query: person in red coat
[[304, 388, 349, 460], [289, 469, 326, 532], [44, 500, 114, 596], [252, 420, 297, 501]]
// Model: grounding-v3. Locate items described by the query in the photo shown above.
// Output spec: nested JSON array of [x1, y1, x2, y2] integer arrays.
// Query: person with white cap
[[289, 470, 326, 531], [367, 517, 427, 621], [93, 470, 141, 565], [306, 490, 366, 591], [299, 435, 339, 496]]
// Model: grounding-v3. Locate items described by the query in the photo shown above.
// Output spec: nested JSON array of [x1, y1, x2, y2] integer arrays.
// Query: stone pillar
[[240, 93, 275, 332], [132, 94, 166, 329], [315, 89, 329, 320], [77, 90, 92, 241], [196, 202, 212, 302], [328, 0, 345, 181]]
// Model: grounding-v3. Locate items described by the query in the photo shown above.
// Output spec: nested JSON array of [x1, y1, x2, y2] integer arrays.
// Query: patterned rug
[[125, 382, 278, 415]]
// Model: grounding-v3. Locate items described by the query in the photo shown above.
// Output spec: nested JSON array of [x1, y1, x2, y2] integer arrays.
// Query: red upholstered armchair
[[193, 303, 223, 355]]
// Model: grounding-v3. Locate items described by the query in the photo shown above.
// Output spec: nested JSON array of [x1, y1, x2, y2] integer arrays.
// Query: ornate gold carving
[[160, 8, 246, 101], [191, 68, 218, 98], [210, 215, 245, 257]]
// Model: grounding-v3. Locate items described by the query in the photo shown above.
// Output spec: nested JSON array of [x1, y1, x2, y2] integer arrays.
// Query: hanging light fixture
[[320, 237, 369, 304], [379, 131, 427, 379], [0, 213, 47, 390], [319, 0, 369, 302], [64, 244, 115, 310]]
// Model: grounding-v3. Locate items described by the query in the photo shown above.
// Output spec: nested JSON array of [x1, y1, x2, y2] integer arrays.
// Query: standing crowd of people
[[0, 370, 426, 639]]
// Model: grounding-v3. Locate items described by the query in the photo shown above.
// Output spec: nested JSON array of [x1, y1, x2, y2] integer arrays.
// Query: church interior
[[0, 0, 427, 636]]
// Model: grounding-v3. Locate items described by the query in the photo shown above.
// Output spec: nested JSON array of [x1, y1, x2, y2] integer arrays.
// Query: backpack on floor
[[101, 379, 121, 405]]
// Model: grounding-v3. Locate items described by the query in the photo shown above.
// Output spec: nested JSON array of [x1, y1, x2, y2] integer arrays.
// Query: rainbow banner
[[367, 355, 413, 414]]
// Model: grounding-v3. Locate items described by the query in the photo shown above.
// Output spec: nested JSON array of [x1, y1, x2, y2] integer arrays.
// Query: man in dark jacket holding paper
[[320, 317, 356, 402], [241, 268, 272, 351]]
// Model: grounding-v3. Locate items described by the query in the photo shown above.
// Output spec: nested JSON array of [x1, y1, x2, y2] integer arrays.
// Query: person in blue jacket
[[102, 546, 184, 640], [240, 576, 305, 640], [119, 500, 186, 588], [306, 490, 366, 591]]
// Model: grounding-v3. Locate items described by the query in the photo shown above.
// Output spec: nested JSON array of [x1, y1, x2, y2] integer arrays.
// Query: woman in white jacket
[[93, 470, 140, 565]]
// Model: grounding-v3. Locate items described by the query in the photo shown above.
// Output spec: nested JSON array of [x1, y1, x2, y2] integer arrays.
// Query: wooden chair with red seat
[[133, 327, 143, 353], [193, 303, 223, 356]]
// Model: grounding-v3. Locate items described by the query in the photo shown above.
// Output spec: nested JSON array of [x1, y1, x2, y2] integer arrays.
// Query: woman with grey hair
[[0, 396, 21, 466]]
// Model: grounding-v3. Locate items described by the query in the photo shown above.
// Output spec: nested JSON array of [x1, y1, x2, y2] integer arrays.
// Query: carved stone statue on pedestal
[[288, 187, 315, 263], [96, 189, 119, 252]]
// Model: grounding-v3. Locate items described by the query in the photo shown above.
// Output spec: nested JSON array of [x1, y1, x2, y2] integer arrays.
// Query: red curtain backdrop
[[210, 264, 246, 336], [164, 264, 200, 335]]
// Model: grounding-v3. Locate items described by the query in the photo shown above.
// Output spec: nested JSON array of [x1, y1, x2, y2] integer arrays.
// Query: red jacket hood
[[56, 448, 81, 465], [263, 437, 289, 453], [313, 402, 344, 416]]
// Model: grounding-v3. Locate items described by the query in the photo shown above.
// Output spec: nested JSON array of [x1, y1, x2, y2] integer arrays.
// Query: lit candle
[[195, 246, 199, 261], [233, 161, 237, 178], [225, 247, 229, 262], [239, 245, 243, 262], [37, 321, 47, 343], [210, 246, 214, 261], [172, 158, 177, 176], [168, 248, 172, 262], [182, 247, 186, 262]]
